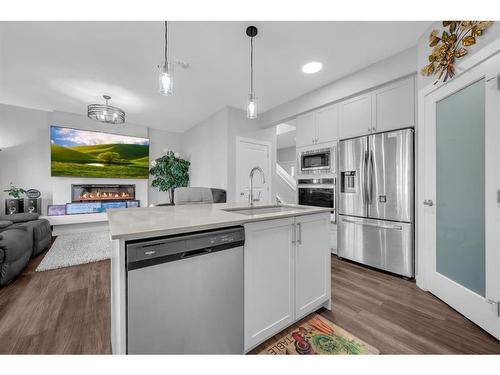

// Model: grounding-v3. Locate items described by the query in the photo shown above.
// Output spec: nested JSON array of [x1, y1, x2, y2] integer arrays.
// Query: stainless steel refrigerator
[[338, 128, 414, 277]]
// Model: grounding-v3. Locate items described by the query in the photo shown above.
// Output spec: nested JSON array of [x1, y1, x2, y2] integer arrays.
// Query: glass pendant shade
[[247, 93, 257, 119], [159, 62, 173, 96], [87, 95, 125, 124]]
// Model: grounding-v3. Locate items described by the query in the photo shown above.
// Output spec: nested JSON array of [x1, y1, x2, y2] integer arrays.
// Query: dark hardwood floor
[[1, 249, 498, 354], [321, 256, 500, 354], [0, 246, 111, 354]]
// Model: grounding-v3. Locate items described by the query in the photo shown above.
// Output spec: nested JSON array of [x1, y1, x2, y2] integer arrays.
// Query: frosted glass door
[[435, 79, 485, 297]]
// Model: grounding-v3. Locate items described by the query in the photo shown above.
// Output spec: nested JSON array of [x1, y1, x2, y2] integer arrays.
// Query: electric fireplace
[[71, 184, 135, 202]]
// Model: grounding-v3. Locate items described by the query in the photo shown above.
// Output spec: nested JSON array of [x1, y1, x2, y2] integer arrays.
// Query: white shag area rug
[[36, 230, 111, 272]]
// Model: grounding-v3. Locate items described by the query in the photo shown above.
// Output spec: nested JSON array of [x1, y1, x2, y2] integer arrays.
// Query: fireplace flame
[[78, 190, 132, 201]]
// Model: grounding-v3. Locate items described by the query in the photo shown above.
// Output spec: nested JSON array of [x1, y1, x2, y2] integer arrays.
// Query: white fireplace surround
[[44, 178, 148, 235]]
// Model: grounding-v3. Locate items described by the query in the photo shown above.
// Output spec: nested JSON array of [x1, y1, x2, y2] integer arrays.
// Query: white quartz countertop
[[107, 202, 331, 240]]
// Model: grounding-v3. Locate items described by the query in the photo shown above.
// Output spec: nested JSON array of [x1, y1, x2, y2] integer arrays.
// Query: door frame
[[235, 136, 272, 203], [417, 44, 500, 338], [416, 39, 500, 291]]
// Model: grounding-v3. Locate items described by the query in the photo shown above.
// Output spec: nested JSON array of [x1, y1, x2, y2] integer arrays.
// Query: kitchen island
[[108, 202, 331, 354]]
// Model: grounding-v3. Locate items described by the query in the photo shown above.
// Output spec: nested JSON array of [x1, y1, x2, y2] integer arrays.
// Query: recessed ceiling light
[[302, 61, 322, 74]]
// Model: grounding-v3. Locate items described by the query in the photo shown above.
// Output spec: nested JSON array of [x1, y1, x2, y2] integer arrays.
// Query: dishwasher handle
[[181, 248, 212, 259]]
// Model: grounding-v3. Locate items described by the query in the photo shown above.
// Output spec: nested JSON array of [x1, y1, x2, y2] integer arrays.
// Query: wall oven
[[298, 146, 335, 176], [298, 178, 336, 222]]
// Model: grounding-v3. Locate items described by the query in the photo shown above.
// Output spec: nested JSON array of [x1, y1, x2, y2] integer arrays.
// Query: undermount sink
[[223, 205, 306, 216]]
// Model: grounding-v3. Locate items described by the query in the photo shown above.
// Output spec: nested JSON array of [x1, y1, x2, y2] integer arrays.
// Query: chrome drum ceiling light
[[87, 95, 125, 124]]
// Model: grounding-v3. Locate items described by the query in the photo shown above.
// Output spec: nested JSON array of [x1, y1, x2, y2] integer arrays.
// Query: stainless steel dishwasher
[[126, 226, 244, 354]]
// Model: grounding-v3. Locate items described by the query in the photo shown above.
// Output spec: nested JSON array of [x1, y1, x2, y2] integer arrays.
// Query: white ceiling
[[0, 21, 430, 132]]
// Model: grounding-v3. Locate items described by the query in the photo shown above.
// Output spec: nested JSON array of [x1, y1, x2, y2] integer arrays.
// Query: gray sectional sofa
[[0, 213, 52, 286]]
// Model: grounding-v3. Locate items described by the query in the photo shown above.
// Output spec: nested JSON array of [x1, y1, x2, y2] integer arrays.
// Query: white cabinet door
[[244, 218, 295, 351], [295, 112, 317, 147], [339, 93, 373, 139], [316, 104, 339, 144], [375, 76, 415, 132], [295, 213, 330, 320]]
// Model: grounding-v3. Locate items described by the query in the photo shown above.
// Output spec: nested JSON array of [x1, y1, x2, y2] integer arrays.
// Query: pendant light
[[159, 21, 173, 96], [246, 26, 258, 119], [87, 95, 125, 124]]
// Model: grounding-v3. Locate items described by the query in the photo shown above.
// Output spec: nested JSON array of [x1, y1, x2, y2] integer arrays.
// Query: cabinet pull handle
[[297, 222, 302, 245], [291, 223, 296, 244]]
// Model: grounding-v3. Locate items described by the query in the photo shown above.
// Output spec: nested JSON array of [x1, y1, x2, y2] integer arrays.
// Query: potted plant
[[3, 183, 26, 199], [149, 151, 190, 204]]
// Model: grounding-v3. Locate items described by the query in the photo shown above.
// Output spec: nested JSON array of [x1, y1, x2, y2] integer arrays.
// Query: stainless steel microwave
[[298, 146, 336, 175]]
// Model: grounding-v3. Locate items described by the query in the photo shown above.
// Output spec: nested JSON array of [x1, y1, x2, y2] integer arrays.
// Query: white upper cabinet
[[316, 105, 339, 145], [295, 75, 415, 143], [295, 112, 317, 148], [374, 76, 415, 132], [339, 93, 373, 139], [295, 105, 339, 148]]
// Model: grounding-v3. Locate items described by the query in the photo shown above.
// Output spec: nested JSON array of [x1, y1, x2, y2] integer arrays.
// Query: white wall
[[0, 103, 183, 213], [277, 146, 296, 163], [148, 127, 184, 204], [181, 106, 277, 203], [0, 104, 53, 213], [258, 47, 418, 127], [227, 107, 276, 202], [182, 107, 229, 192]]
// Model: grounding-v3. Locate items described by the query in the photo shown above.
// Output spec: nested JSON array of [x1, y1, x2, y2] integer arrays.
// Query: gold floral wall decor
[[421, 21, 493, 84]]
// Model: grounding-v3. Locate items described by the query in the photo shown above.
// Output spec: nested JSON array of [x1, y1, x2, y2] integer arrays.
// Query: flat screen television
[[50, 126, 150, 179]]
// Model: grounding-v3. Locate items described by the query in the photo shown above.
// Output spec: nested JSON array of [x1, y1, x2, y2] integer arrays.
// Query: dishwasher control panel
[[126, 226, 245, 265]]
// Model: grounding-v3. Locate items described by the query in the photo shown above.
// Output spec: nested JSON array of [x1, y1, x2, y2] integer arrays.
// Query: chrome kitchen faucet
[[249, 166, 265, 206]]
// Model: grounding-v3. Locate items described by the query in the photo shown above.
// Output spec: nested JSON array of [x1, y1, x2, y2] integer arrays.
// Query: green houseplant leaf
[[149, 151, 190, 203], [3, 182, 26, 199]]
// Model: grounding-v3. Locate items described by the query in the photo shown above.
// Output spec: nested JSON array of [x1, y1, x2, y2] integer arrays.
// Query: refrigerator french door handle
[[368, 150, 375, 205], [340, 217, 403, 231], [363, 150, 370, 204]]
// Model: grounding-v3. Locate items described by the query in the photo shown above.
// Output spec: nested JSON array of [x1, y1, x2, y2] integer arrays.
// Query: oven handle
[[297, 184, 334, 189], [302, 166, 331, 170]]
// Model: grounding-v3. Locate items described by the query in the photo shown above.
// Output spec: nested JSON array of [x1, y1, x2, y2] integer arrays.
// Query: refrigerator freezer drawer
[[338, 216, 414, 277]]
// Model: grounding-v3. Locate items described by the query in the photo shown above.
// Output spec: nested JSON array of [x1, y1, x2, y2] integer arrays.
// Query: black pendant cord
[[250, 36, 254, 95], [164, 21, 168, 63]]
